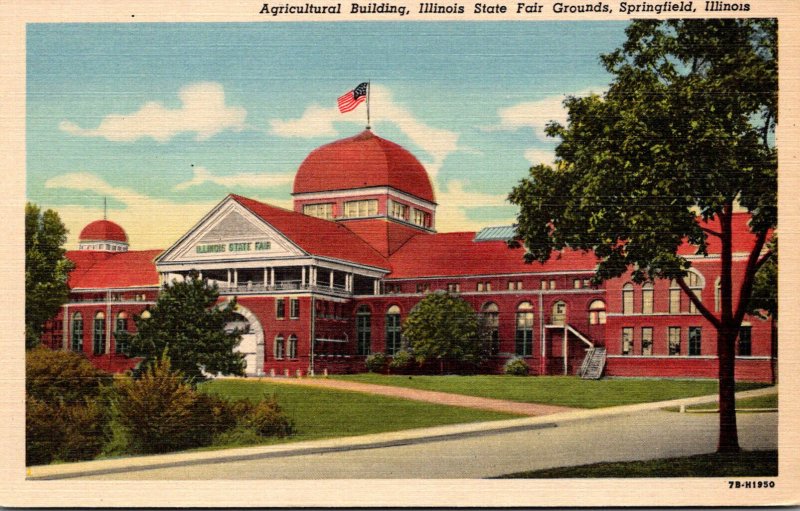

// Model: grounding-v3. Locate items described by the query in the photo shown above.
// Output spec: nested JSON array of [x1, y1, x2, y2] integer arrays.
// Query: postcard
[[1, 0, 798, 507]]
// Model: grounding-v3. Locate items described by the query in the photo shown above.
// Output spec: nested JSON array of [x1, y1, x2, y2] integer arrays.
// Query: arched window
[[687, 270, 703, 314], [515, 302, 534, 356], [71, 312, 83, 352], [93, 312, 106, 355], [669, 280, 681, 314], [589, 300, 606, 325], [641, 283, 654, 314], [274, 335, 285, 359], [551, 301, 567, 326], [385, 305, 402, 355], [115, 312, 129, 354], [481, 302, 499, 355], [622, 283, 634, 315], [287, 335, 297, 359], [356, 305, 372, 356]]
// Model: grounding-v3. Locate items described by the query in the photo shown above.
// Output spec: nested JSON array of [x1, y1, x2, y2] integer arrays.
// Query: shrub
[[26, 347, 111, 405], [365, 352, 387, 373], [237, 396, 294, 438], [504, 357, 529, 376], [26, 397, 66, 466], [389, 350, 414, 372], [111, 354, 202, 454]]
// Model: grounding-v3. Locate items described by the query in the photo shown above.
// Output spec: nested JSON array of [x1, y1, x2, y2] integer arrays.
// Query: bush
[[111, 354, 202, 454], [365, 352, 387, 373], [26, 347, 111, 405], [504, 357, 529, 376], [26, 397, 66, 465], [389, 350, 414, 372], [236, 396, 294, 438]]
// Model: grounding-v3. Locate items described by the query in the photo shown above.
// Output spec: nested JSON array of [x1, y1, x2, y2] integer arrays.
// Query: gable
[[158, 198, 306, 264]]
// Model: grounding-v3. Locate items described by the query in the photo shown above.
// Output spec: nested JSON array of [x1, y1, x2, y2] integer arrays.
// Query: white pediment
[[158, 197, 306, 264]]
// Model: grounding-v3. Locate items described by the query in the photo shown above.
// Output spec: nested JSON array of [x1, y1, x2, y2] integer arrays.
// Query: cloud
[[59, 82, 247, 143], [44, 171, 292, 249], [269, 85, 459, 182], [435, 180, 514, 233], [485, 87, 604, 141], [174, 166, 295, 191], [523, 148, 556, 166]]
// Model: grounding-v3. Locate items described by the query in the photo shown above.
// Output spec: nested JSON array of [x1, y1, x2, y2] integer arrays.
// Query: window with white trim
[[412, 208, 430, 227], [622, 283, 634, 315], [274, 335, 285, 359], [642, 283, 654, 314], [389, 200, 409, 221], [287, 335, 297, 359], [687, 271, 703, 314], [303, 203, 334, 220], [621, 327, 633, 355], [688, 327, 702, 356], [641, 327, 653, 356], [515, 302, 534, 356], [482, 302, 500, 356], [71, 312, 83, 352], [93, 312, 105, 356], [669, 280, 681, 314], [668, 327, 681, 356], [386, 305, 402, 355], [589, 300, 606, 325], [344, 199, 378, 218]]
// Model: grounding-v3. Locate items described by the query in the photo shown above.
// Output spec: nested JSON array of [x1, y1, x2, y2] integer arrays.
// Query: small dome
[[79, 219, 128, 243], [293, 130, 435, 203]]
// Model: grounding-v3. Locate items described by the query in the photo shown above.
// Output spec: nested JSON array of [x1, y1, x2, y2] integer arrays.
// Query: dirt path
[[255, 377, 576, 416]]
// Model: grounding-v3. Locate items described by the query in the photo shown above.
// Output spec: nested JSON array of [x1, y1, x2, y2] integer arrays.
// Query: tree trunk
[[717, 326, 740, 453]]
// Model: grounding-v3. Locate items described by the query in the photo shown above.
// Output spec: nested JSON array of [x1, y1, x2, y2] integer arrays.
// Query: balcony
[[218, 280, 352, 297]]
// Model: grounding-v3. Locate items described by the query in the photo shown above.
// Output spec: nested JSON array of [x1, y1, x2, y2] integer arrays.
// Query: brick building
[[41, 129, 776, 382]]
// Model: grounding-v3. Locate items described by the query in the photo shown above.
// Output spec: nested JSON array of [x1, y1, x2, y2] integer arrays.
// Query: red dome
[[79, 219, 128, 243], [293, 130, 435, 203]]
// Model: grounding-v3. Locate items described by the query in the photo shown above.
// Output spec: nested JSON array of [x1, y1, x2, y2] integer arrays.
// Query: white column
[[233, 269, 238, 287], [198, 270, 203, 280], [264, 268, 268, 288], [374, 280, 380, 295], [329, 270, 334, 289], [270, 268, 275, 287], [227, 269, 231, 288], [63, 304, 70, 351], [301, 266, 306, 286]]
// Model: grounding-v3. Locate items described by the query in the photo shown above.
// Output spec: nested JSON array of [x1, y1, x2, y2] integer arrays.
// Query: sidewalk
[[26, 385, 777, 480], [260, 376, 576, 416]]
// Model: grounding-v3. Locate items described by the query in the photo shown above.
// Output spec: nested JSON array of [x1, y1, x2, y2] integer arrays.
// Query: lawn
[[333, 374, 770, 409], [665, 393, 778, 412], [199, 379, 521, 445], [496, 450, 778, 478]]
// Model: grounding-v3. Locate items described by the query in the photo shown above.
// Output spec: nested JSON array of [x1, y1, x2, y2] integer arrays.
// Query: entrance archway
[[224, 305, 265, 376]]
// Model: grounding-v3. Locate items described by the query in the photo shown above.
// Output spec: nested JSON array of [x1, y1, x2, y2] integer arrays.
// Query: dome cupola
[[78, 219, 129, 252]]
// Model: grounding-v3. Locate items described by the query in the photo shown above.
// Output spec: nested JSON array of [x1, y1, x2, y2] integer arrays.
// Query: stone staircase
[[580, 347, 607, 379]]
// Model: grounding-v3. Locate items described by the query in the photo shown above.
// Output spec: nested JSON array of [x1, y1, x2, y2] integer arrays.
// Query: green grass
[[665, 393, 778, 412], [333, 374, 770, 408], [496, 450, 778, 478], [199, 379, 521, 446]]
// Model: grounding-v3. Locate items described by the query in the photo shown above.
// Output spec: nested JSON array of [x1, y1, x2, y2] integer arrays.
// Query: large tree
[[122, 275, 245, 383], [25, 203, 74, 349], [509, 19, 776, 453], [402, 291, 487, 373]]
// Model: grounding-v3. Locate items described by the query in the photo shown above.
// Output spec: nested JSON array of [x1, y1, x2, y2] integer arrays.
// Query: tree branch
[[676, 276, 721, 329], [734, 229, 770, 325], [700, 226, 722, 238], [754, 249, 773, 271]]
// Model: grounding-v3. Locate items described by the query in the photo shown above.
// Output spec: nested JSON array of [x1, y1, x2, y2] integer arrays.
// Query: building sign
[[195, 241, 272, 254]]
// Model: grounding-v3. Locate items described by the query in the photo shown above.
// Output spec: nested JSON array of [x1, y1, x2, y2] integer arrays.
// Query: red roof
[[340, 218, 424, 257], [293, 130, 435, 203], [388, 232, 600, 279], [231, 195, 390, 270], [79, 219, 128, 243], [67, 249, 161, 289]]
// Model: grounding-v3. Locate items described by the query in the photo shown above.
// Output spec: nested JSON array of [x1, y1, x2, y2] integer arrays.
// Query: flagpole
[[366, 80, 371, 130]]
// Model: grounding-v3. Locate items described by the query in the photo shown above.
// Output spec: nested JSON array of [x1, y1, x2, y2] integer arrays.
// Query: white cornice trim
[[293, 186, 437, 209]]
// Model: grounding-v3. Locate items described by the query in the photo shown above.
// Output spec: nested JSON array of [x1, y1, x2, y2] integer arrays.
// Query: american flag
[[337, 82, 368, 113]]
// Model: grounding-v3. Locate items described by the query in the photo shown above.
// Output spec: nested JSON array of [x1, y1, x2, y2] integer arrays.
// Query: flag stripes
[[337, 82, 369, 113]]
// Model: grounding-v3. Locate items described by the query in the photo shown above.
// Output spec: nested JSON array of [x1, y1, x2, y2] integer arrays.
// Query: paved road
[[83, 409, 777, 480]]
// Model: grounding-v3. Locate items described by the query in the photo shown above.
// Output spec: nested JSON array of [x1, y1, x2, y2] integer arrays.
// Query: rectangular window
[[738, 326, 752, 356], [668, 327, 681, 356], [688, 289, 701, 314], [508, 281, 515, 291], [416, 283, 430, 293], [485, 282, 492, 291], [477, 282, 484, 292], [641, 327, 653, 356], [115, 317, 128, 354], [642, 287, 653, 314], [412, 208, 430, 227], [583, 278, 592, 288], [357, 313, 371, 356], [516, 281, 523, 290], [447, 283, 460, 293], [290, 298, 300, 319], [688, 327, 702, 356], [573, 279, 582, 289], [344, 199, 378, 218], [515, 312, 534, 356], [549, 280, 556, 290], [622, 287, 634, 315], [389, 200, 409, 220], [540, 281, 548, 290], [669, 289, 681, 314], [93, 318, 105, 356], [275, 337, 284, 359], [288, 337, 297, 359], [276, 298, 285, 319], [302, 203, 334, 220], [622, 327, 633, 355]]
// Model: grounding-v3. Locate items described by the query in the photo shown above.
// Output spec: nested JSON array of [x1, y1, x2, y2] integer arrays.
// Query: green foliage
[[25, 349, 111, 465], [749, 239, 777, 319], [402, 292, 486, 372], [232, 395, 294, 438], [25, 203, 74, 348], [388, 349, 414, 371], [111, 354, 203, 454], [364, 352, 388, 373], [26, 347, 111, 405], [503, 357, 530, 376], [509, 19, 776, 283], [124, 275, 245, 383]]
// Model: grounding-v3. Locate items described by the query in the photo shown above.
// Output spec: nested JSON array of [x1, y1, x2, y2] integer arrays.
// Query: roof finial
[[103, 197, 107, 220]]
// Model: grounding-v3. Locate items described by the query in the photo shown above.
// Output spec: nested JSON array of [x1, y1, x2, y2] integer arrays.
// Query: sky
[[26, 22, 629, 250]]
